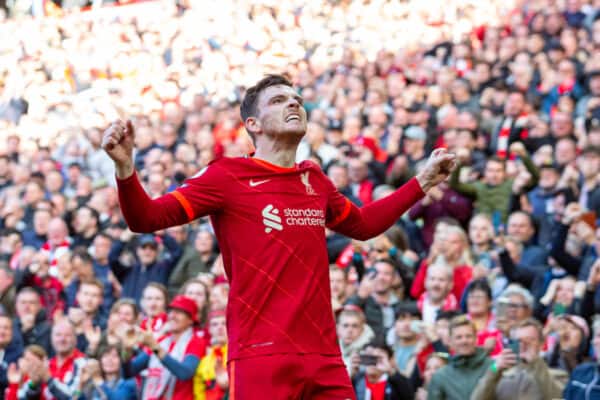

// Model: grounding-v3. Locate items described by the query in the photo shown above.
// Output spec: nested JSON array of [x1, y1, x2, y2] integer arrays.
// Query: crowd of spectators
[[2, 0, 600, 398]]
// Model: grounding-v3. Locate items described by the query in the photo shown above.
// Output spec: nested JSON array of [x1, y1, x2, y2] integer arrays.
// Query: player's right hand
[[102, 120, 135, 171]]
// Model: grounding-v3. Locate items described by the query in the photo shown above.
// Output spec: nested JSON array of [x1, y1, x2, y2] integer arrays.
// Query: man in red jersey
[[102, 74, 456, 399]]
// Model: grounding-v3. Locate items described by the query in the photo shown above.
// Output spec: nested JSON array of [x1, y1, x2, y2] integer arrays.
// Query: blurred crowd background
[[2, 0, 600, 399]]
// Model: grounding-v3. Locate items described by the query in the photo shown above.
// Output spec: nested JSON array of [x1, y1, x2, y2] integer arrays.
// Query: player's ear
[[244, 116, 261, 137]]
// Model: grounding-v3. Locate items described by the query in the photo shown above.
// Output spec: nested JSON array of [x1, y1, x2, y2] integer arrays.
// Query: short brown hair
[[79, 278, 104, 294], [515, 317, 544, 342], [240, 74, 293, 140], [449, 315, 476, 336], [25, 344, 47, 359]]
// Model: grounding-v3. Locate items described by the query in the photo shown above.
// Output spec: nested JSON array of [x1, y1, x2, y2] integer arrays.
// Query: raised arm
[[330, 149, 456, 241], [103, 120, 223, 233]]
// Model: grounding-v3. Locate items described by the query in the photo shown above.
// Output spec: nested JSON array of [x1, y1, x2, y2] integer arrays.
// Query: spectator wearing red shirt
[[139, 283, 169, 335], [16, 251, 65, 321], [411, 225, 474, 301], [22, 319, 87, 399]]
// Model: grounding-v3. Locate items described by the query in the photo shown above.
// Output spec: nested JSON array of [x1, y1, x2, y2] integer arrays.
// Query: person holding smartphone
[[470, 318, 565, 400], [351, 340, 415, 400]]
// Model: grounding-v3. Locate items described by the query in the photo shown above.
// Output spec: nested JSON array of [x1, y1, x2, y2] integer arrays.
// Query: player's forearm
[[335, 177, 425, 240], [115, 160, 135, 180], [116, 172, 189, 233]]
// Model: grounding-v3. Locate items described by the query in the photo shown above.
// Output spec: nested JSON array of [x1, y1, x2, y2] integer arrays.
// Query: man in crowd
[[347, 258, 404, 342], [21, 319, 86, 399], [427, 316, 492, 400], [471, 318, 565, 399], [337, 306, 375, 376]]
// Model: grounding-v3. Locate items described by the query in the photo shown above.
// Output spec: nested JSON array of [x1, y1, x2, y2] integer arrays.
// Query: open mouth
[[286, 114, 301, 122]]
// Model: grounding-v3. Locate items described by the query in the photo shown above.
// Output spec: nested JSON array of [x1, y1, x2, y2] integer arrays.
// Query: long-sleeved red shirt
[[117, 157, 425, 361]]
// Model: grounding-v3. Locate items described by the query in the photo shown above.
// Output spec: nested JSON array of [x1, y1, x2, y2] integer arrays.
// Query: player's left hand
[[416, 148, 457, 192]]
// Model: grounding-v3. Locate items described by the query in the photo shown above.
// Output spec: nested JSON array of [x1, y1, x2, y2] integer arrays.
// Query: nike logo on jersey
[[249, 179, 271, 187]]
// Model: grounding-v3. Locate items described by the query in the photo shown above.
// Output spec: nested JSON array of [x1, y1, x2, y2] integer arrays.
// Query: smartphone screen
[[359, 354, 379, 366]]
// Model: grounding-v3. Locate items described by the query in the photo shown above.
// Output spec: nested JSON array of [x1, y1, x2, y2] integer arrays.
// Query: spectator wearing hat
[[427, 316, 492, 400], [109, 231, 182, 303], [337, 305, 375, 377], [194, 309, 228, 400], [471, 318, 566, 400], [123, 295, 204, 400], [564, 317, 600, 399]]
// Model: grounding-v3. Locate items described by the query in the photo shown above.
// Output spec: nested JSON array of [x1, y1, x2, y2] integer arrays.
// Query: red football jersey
[[117, 156, 425, 362], [173, 157, 354, 360]]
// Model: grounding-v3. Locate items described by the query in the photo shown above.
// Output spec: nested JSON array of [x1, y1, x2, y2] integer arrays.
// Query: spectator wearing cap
[[386, 304, 422, 378], [564, 317, 600, 399], [471, 318, 565, 400], [427, 316, 492, 400], [109, 231, 182, 303], [123, 295, 204, 400], [194, 309, 228, 400], [337, 305, 375, 377], [352, 340, 415, 400], [346, 259, 403, 343]]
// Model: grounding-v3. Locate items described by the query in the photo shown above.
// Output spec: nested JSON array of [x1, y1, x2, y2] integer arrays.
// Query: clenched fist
[[102, 119, 136, 178], [416, 148, 457, 192]]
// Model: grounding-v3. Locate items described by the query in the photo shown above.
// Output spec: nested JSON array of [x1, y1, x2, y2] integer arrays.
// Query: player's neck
[[253, 146, 297, 168]]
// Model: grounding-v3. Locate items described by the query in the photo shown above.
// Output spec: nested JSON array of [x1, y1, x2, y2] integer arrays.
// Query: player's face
[[254, 85, 307, 139]]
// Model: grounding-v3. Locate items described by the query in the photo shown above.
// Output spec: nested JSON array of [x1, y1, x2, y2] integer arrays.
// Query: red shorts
[[228, 353, 356, 400]]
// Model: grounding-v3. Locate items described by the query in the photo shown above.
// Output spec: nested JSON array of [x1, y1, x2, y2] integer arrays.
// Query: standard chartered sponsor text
[[283, 208, 325, 227]]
